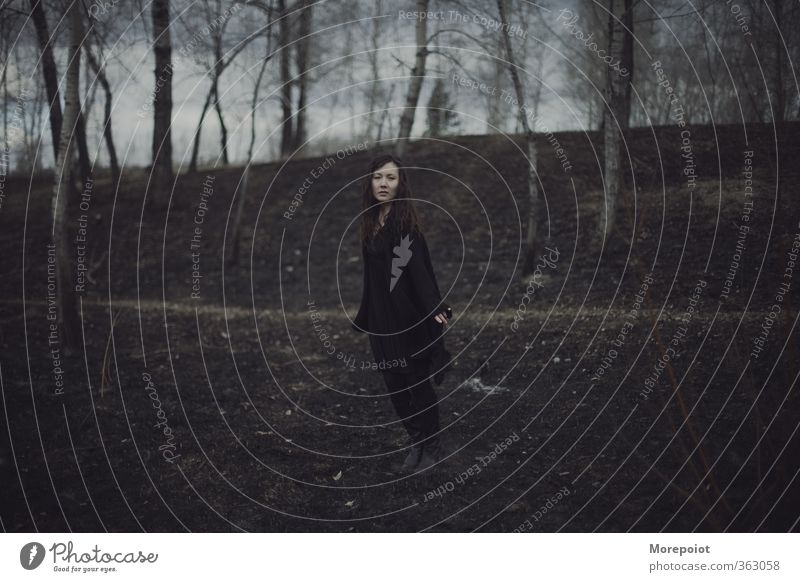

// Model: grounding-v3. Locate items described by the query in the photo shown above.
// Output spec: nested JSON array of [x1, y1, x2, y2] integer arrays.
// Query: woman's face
[[371, 161, 400, 204]]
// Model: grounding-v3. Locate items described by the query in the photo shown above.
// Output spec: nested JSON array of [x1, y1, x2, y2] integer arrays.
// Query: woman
[[351, 154, 454, 474]]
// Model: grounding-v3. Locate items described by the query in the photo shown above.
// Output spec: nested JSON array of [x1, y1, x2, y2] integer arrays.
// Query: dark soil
[[1, 122, 799, 532]]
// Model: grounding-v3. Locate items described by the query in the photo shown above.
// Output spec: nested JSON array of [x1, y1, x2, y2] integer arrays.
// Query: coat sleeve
[[351, 243, 369, 333], [407, 229, 451, 318]]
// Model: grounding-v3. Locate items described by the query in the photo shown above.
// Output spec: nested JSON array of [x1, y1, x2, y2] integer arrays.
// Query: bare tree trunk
[[229, 38, 273, 266], [52, 0, 83, 352], [773, 0, 784, 209], [620, 0, 633, 128], [292, 0, 311, 151], [377, 84, 395, 141], [84, 43, 120, 183], [598, 0, 633, 244], [366, 0, 383, 141], [212, 36, 229, 165], [187, 0, 268, 171], [773, 0, 785, 123], [151, 0, 173, 207], [212, 84, 229, 166], [31, 0, 91, 185], [395, 0, 429, 157], [75, 110, 92, 184], [1, 31, 6, 165], [189, 86, 214, 172], [497, 0, 540, 274], [29, 0, 62, 163], [278, 0, 293, 157], [486, 56, 506, 132]]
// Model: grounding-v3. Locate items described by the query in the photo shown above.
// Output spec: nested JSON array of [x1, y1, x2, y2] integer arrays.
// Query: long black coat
[[351, 222, 451, 372]]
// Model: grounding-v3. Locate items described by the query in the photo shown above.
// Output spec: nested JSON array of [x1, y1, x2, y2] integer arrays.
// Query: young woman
[[351, 154, 454, 474]]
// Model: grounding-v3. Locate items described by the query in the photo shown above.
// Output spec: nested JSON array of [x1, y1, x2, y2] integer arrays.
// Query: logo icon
[[20, 542, 46, 570], [390, 234, 413, 292]]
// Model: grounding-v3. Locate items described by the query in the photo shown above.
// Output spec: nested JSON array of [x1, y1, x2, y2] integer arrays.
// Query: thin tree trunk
[[599, 0, 632, 244], [212, 79, 229, 165], [497, 0, 539, 274], [377, 84, 395, 142], [75, 110, 91, 184], [188, 1, 264, 171], [151, 0, 173, 207], [773, 0, 783, 209], [366, 0, 382, 141], [84, 43, 120, 183], [189, 86, 214, 172], [278, 0, 293, 157], [621, 0, 634, 128], [212, 35, 229, 166], [292, 0, 311, 151], [229, 43, 272, 265], [395, 0, 429, 157], [52, 0, 83, 352], [2, 36, 6, 169], [29, 0, 62, 163], [774, 0, 785, 123]]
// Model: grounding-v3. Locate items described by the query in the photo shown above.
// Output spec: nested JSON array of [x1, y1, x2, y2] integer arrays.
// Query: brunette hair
[[359, 154, 423, 246]]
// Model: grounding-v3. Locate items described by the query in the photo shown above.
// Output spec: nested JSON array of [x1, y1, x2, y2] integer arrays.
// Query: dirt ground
[[1, 122, 799, 532]]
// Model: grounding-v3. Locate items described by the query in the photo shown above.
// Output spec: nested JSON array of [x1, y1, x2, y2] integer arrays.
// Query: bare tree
[[51, 0, 83, 350], [83, 40, 120, 183], [598, 0, 633, 244], [8, 44, 47, 174], [363, 0, 386, 142], [1, 7, 16, 172], [74, 110, 91, 184], [229, 9, 275, 265], [496, 0, 540, 273], [29, 0, 93, 184], [151, 0, 173, 207], [772, 0, 786, 122], [425, 77, 459, 136], [211, 56, 230, 167], [187, 0, 239, 172], [291, 0, 312, 152], [396, 0, 430, 157], [278, 0, 293, 157], [29, 0, 62, 163]]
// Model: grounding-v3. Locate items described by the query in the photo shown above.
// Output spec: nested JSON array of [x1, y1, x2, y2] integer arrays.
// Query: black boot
[[416, 435, 447, 471], [391, 443, 424, 474]]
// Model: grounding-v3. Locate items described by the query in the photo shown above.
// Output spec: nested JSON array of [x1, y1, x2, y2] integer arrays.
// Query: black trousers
[[381, 359, 440, 446]]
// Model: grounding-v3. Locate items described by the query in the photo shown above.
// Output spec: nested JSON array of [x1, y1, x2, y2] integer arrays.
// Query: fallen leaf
[[333, 470, 342, 481]]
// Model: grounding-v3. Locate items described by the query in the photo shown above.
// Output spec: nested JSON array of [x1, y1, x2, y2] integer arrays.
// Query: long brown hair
[[359, 154, 423, 246]]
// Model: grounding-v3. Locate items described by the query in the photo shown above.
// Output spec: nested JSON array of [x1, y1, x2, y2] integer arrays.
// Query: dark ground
[[1, 121, 799, 532]]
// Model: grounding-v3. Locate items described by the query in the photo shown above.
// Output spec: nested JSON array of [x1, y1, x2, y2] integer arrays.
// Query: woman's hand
[[434, 312, 449, 326]]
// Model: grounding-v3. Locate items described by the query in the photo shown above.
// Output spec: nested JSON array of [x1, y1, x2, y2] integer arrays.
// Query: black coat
[[351, 222, 451, 372]]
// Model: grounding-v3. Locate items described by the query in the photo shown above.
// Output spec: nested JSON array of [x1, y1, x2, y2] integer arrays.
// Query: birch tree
[[278, 0, 293, 157], [598, 0, 633, 244], [395, 0, 430, 157], [151, 0, 173, 207], [51, 0, 83, 350], [497, 0, 540, 273]]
